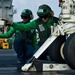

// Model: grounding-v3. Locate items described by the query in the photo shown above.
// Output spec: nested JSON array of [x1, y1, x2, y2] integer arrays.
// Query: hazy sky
[[12, 0, 61, 22]]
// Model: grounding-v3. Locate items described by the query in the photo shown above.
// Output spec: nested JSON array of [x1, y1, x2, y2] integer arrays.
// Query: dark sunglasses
[[21, 16, 29, 19], [39, 15, 49, 19]]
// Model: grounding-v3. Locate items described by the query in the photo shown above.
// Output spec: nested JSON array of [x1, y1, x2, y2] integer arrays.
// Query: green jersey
[[12, 17, 59, 44], [0, 23, 38, 48]]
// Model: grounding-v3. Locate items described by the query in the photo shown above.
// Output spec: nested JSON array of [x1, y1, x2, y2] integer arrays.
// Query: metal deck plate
[[0, 49, 74, 75]]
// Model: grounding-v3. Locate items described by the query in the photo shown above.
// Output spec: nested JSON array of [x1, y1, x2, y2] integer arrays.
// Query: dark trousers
[[14, 38, 34, 63]]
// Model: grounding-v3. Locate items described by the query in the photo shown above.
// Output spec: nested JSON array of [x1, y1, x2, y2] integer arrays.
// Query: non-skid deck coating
[[0, 49, 75, 75]]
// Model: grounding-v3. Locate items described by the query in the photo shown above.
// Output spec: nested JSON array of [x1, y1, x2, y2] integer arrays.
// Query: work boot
[[17, 60, 25, 64]]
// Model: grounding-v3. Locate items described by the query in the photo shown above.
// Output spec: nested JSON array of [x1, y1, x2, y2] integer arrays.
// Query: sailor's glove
[[1, 19, 13, 26]]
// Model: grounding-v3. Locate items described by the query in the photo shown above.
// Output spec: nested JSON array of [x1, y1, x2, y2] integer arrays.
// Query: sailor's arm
[[0, 27, 15, 38]]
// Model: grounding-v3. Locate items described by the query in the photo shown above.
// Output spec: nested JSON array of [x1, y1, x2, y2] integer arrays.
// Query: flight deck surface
[[0, 49, 74, 75]]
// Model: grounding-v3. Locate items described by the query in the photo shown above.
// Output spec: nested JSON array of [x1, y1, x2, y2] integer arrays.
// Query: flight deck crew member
[[4, 4, 59, 60]]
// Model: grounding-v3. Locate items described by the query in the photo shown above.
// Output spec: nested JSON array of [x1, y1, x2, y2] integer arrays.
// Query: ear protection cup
[[51, 11, 54, 16], [30, 14, 34, 20]]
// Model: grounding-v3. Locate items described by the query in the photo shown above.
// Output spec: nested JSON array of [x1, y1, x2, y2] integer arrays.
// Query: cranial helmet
[[37, 4, 53, 17], [21, 9, 34, 20]]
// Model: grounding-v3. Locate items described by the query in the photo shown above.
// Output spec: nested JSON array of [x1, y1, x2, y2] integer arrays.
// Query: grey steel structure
[[0, 0, 16, 33], [0, 0, 14, 21]]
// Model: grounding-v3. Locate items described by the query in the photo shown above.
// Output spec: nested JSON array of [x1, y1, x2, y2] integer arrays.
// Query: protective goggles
[[39, 15, 49, 19], [21, 15, 29, 19]]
